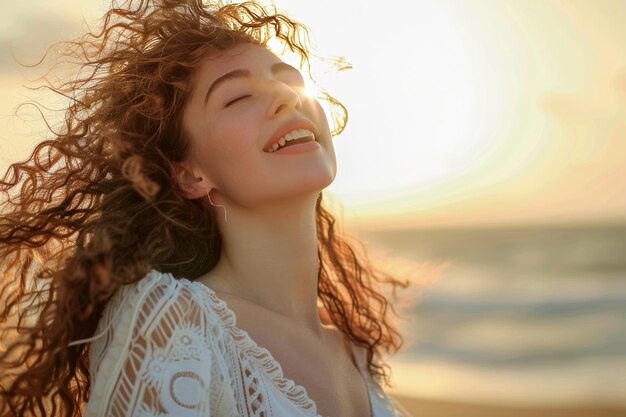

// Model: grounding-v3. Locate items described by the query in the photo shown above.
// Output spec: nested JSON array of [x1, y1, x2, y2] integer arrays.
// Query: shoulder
[[107, 269, 209, 318], [90, 268, 230, 372], [87, 269, 237, 416], [106, 268, 225, 337], [110, 268, 189, 308], [103, 268, 178, 320]]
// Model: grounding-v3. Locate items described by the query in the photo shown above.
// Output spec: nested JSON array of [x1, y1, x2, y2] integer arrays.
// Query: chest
[[219, 295, 373, 417]]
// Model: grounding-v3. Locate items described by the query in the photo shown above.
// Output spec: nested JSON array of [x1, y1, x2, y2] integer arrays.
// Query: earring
[[207, 189, 228, 223]]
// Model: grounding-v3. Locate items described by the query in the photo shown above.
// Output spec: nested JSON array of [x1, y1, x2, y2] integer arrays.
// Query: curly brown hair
[[0, 0, 419, 416]]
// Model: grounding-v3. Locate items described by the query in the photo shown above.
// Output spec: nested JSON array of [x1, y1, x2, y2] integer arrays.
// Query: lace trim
[[89, 269, 166, 410], [180, 276, 332, 417], [91, 269, 398, 417]]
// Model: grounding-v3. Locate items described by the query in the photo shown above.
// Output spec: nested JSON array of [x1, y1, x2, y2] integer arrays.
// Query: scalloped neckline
[[181, 277, 375, 417]]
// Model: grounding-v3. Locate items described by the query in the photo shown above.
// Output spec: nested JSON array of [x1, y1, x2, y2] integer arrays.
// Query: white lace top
[[82, 269, 412, 417]]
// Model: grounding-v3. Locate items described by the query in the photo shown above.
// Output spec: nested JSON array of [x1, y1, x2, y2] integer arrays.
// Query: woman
[[0, 1, 415, 416]]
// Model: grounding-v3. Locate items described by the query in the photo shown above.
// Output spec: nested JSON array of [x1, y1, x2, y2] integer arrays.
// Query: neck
[[198, 194, 324, 336]]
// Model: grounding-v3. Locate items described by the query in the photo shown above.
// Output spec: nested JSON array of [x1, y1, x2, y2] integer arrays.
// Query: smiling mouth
[[265, 134, 317, 153]]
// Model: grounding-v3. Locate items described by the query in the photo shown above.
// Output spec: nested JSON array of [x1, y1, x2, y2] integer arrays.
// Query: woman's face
[[180, 42, 336, 209]]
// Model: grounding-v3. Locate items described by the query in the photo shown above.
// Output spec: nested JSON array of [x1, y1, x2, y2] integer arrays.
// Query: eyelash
[[225, 95, 252, 107], [224, 81, 306, 108]]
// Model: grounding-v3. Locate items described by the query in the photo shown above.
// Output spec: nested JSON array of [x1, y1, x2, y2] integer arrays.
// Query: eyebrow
[[203, 62, 302, 107]]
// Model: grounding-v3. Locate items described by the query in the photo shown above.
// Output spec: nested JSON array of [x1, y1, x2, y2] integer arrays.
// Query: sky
[[1, 0, 625, 230]]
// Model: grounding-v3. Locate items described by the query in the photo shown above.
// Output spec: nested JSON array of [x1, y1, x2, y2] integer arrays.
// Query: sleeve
[[85, 271, 235, 417], [388, 397, 416, 417]]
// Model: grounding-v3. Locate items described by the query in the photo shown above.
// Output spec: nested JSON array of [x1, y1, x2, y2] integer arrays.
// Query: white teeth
[[267, 128, 316, 152]]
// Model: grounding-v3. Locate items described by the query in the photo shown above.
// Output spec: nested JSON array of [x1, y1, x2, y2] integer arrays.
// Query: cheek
[[205, 120, 261, 164], [217, 109, 261, 146]]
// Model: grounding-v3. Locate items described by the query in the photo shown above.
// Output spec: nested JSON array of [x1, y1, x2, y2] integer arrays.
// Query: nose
[[266, 79, 303, 117]]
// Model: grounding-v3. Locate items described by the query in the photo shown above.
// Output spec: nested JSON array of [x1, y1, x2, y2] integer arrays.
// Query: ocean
[[355, 223, 626, 407]]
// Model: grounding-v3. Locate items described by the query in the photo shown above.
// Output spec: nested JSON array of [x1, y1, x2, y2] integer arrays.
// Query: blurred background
[[1, 1, 625, 416]]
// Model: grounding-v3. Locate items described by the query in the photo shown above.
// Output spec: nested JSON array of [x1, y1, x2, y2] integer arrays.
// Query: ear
[[173, 162, 211, 200]]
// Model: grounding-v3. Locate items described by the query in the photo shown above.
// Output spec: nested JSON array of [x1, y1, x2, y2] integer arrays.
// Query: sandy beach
[[388, 393, 626, 417]]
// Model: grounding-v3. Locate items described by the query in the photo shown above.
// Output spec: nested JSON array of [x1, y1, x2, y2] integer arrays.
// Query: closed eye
[[225, 95, 252, 107]]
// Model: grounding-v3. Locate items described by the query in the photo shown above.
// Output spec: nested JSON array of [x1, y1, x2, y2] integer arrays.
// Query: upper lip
[[264, 119, 319, 152]]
